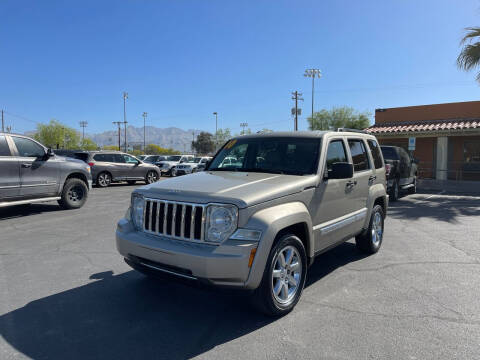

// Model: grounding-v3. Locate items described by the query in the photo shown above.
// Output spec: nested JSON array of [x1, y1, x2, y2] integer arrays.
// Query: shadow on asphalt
[[387, 194, 480, 223], [0, 203, 63, 220], [0, 242, 366, 360]]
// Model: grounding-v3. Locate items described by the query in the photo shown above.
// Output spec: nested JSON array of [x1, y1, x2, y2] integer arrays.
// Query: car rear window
[[0, 135, 11, 156], [381, 146, 399, 160]]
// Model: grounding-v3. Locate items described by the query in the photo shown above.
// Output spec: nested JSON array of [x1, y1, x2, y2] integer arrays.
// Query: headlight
[[205, 204, 238, 243], [131, 193, 144, 230]]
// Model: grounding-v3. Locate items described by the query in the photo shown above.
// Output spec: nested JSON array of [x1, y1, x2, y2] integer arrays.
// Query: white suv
[[157, 155, 194, 176], [175, 156, 212, 175]]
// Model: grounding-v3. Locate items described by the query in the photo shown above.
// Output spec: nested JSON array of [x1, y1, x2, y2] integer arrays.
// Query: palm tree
[[457, 27, 480, 82]]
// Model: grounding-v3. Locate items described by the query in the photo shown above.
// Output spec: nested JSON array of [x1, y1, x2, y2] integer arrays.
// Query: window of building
[[464, 142, 480, 163], [367, 140, 383, 169], [348, 139, 370, 172]]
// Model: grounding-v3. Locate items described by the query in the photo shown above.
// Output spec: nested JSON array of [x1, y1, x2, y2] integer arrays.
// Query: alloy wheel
[[371, 211, 383, 246], [271, 245, 302, 305], [147, 171, 158, 184]]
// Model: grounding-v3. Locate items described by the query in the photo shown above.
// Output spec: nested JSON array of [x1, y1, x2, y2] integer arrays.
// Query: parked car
[[53, 149, 90, 163], [156, 155, 194, 176], [86, 151, 160, 187], [175, 156, 212, 175], [116, 130, 388, 316], [381, 145, 418, 201], [0, 133, 92, 209], [143, 155, 167, 164]]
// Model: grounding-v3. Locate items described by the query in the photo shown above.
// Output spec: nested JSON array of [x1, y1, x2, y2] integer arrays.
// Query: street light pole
[[142, 112, 147, 152], [213, 112, 218, 149], [123, 92, 128, 152], [304, 69, 322, 126]]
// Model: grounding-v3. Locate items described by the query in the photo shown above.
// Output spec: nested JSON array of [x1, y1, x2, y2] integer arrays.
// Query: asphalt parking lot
[[1, 183, 479, 360]]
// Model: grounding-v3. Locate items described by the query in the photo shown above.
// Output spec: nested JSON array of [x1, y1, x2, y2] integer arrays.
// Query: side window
[[348, 139, 370, 172], [367, 140, 384, 169], [325, 140, 347, 171], [0, 135, 11, 156], [113, 154, 125, 163], [123, 155, 138, 164], [12, 137, 45, 158], [93, 154, 106, 161]]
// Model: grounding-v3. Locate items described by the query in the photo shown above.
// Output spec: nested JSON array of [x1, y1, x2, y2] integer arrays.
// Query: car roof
[[233, 130, 375, 140]]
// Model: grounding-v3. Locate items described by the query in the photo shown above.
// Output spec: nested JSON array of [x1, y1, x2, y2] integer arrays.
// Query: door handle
[[369, 175, 377, 182], [21, 163, 32, 168], [346, 180, 357, 188]]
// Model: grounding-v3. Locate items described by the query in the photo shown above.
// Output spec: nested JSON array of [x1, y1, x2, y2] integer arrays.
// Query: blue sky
[[1, 0, 479, 135]]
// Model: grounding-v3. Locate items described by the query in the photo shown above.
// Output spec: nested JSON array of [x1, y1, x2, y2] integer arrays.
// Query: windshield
[[208, 137, 320, 175], [138, 155, 147, 160], [381, 147, 399, 160], [167, 155, 182, 161]]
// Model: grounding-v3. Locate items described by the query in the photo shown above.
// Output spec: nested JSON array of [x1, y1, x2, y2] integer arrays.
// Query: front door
[[0, 135, 21, 200], [115, 154, 143, 180], [11, 136, 59, 197], [311, 137, 359, 251]]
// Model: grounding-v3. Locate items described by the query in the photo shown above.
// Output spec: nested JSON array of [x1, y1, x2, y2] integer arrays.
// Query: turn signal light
[[248, 248, 257, 268]]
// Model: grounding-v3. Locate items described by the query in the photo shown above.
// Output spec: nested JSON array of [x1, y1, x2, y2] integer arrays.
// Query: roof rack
[[336, 127, 367, 134]]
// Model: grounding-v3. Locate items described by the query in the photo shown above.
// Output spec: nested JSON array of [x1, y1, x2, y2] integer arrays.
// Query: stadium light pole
[[304, 69, 322, 124], [213, 112, 218, 150]]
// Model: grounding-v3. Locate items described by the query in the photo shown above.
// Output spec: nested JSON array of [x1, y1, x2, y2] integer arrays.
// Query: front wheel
[[408, 176, 417, 194], [58, 178, 88, 210], [252, 234, 307, 317], [145, 171, 159, 184], [170, 168, 177, 177], [355, 204, 384, 254]]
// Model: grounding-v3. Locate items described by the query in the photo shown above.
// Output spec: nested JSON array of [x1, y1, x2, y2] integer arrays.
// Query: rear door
[[0, 135, 21, 200], [11, 135, 59, 197]]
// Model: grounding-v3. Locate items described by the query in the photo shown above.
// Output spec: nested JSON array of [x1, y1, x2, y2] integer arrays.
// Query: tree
[[215, 128, 232, 148], [257, 128, 273, 134], [80, 138, 98, 150], [192, 132, 215, 154], [103, 145, 119, 151], [307, 106, 370, 131], [457, 27, 480, 82], [144, 144, 180, 155], [34, 119, 80, 149]]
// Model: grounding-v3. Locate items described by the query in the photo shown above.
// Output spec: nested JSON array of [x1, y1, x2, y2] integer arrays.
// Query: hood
[[136, 171, 317, 208]]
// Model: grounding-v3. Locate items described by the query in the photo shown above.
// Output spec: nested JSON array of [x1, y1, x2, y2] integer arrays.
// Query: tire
[[252, 234, 307, 317], [389, 179, 399, 202], [58, 178, 88, 210], [96, 172, 111, 188], [355, 204, 384, 254], [127, 180, 136, 185], [145, 171, 159, 184], [408, 176, 417, 194], [170, 168, 177, 177]]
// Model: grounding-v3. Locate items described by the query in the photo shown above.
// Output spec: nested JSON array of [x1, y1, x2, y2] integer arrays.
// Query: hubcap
[[68, 185, 84, 202], [147, 172, 157, 183], [99, 174, 110, 186], [371, 212, 383, 246], [271, 245, 302, 305]]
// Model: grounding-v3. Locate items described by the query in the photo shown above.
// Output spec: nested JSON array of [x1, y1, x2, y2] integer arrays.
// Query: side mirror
[[46, 148, 55, 157], [327, 162, 353, 179]]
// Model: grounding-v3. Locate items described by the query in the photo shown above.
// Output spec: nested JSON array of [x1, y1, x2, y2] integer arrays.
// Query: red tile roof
[[366, 118, 480, 134]]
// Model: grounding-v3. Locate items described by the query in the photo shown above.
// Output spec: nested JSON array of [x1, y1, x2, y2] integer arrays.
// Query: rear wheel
[[96, 172, 111, 188], [58, 178, 88, 210], [170, 168, 177, 177], [390, 179, 399, 201], [145, 171, 159, 184], [252, 234, 307, 317], [355, 204, 384, 254]]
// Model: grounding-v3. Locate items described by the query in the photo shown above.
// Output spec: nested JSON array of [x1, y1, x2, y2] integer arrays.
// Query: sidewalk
[[417, 179, 480, 195]]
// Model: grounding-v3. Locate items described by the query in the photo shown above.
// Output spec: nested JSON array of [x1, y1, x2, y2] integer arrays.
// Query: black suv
[[0, 133, 92, 209], [381, 145, 418, 201], [87, 151, 161, 187]]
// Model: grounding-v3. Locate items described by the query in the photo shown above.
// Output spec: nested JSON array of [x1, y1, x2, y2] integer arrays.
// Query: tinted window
[[325, 140, 347, 171], [123, 154, 139, 163], [348, 139, 370, 172], [367, 140, 384, 169], [381, 146, 399, 160], [167, 155, 181, 161], [0, 135, 11, 156], [13, 137, 45, 157], [93, 153, 116, 162]]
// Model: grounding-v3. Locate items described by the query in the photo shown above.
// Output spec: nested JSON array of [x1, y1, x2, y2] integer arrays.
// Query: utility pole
[[291, 91, 303, 131], [1, 110, 4, 133], [240, 122, 248, 135], [113, 121, 122, 151], [213, 112, 218, 150], [304, 69, 322, 123], [192, 131, 195, 154], [142, 112, 147, 152], [123, 92, 128, 152], [79, 121, 88, 145]]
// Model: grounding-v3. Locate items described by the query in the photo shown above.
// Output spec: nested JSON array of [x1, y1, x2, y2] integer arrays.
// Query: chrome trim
[[21, 182, 57, 188], [139, 261, 197, 280], [180, 205, 186, 238], [200, 206, 206, 241], [163, 202, 168, 234], [0, 185, 21, 189], [190, 206, 196, 240], [171, 203, 177, 236], [155, 201, 160, 234], [313, 208, 368, 234], [0, 196, 61, 208]]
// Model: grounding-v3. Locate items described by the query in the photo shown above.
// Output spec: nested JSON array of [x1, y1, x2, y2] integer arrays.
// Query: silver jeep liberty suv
[[116, 130, 388, 316]]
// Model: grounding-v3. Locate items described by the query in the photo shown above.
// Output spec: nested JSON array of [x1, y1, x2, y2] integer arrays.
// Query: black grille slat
[[144, 201, 151, 230], [158, 202, 165, 234], [194, 206, 203, 240], [166, 203, 173, 235], [151, 202, 157, 232], [175, 205, 183, 237], [184, 205, 192, 238]]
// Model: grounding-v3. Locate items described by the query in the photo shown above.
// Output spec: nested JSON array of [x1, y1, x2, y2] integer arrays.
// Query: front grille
[[143, 199, 206, 241]]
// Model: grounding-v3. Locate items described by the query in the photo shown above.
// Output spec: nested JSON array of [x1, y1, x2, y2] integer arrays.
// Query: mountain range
[[90, 126, 203, 152]]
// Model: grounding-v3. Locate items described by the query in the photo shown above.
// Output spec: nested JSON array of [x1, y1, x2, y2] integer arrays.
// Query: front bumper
[[116, 218, 258, 288]]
